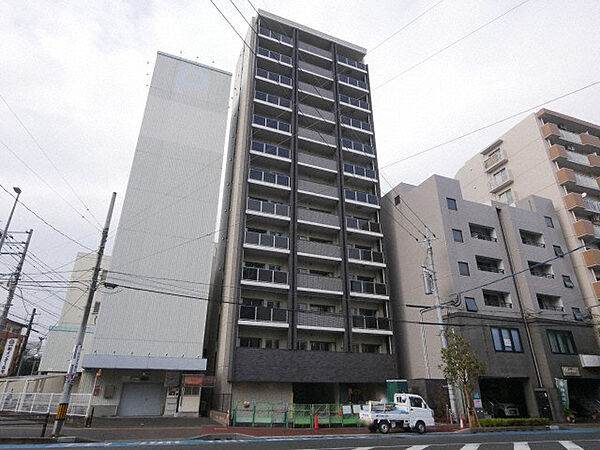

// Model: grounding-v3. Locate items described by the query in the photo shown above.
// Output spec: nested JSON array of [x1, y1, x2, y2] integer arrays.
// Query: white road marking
[[406, 446, 429, 450], [460, 445, 480, 450], [514, 443, 531, 450], [559, 441, 584, 450]]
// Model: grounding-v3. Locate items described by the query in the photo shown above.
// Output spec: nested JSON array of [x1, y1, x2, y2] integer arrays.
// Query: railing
[[297, 310, 345, 328], [348, 247, 384, 264], [338, 74, 368, 90], [239, 305, 288, 322], [339, 94, 369, 110], [297, 272, 343, 292], [249, 168, 290, 187], [0, 392, 93, 417], [489, 172, 510, 190], [251, 140, 290, 159], [566, 150, 590, 166], [298, 151, 337, 171], [297, 104, 336, 122], [477, 264, 504, 274], [297, 81, 334, 100], [470, 231, 497, 242], [346, 217, 382, 234], [575, 173, 599, 189], [337, 54, 367, 71], [530, 269, 554, 279], [538, 302, 564, 312], [521, 236, 545, 247], [344, 163, 376, 179], [483, 150, 505, 169], [247, 198, 289, 217], [341, 116, 372, 132], [559, 129, 582, 144], [594, 224, 600, 237], [298, 127, 337, 146], [341, 138, 374, 156], [585, 198, 600, 213], [255, 90, 292, 109], [345, 189, 379, 206], [298, 41, 332, 59], [298, 207, 339, 227], [350, 280, 387, 296], [253, 114, 291, 133], [352, 315, 390, 330], [256, 68, 292, 87], [245, 231, 289, 249], [298, 179, 339, 198], [258, 26, 293, 46], [483, 298, 513, 308], [242, 267, 288, 285], [258, 47, 292, 65], [297, 239, 341, 259], [298, 60, 333, 79]]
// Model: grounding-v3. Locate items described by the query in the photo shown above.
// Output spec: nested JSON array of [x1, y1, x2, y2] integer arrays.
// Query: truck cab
[[360, 393, 435, 434]]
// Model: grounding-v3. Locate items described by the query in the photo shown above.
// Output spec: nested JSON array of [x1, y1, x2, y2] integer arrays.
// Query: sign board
[[473, 392, 481, 399], [342, 405, 352, 415], [473, 398, 483, 409], [352, 404, 361, 414], [555, 378, 569, 409], [0, 338, 19, 377], [561, 366, 581, 377]]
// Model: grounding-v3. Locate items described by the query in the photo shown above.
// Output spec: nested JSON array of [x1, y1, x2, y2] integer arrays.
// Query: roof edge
[[156, 51, 232, 77]]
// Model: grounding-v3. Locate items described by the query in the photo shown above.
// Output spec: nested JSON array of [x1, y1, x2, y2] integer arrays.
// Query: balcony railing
[[483, 150, 505, 170], [338, 74, 368, 90], [239, 304, 288, 322], [241, 267, 288, 285], [297, 81, 334, 100], [538, 302, 564, 312], [256, 68, 292, 87], [298, 60, 333, 79], [594, 224, 600, 237], [489, 171, 511, 190], [477, 264, 504, 274], [298, 127, 336, 146], [341, 116, 372, 132], [346, 217, 382, 234], [471, 231, 497, 242], [298, 152, 337, 171], [297, 272, 343, 292], [298, 41, 331, 59], [339, 94, 369, 110], [352, 315, 390, 330], [297, 310, 344, 328], [585, 198, 600, 213], [345, 189, 379, 206], [566, 150, 591, 166], [530, 268, 554, 279], [255, 90, 291, 109], [337, 54, 367, 71], [297, 239, 341, 259], [575, 173, 599, 189], [341, 138, 374, 156], [350, 280, 387, 296], [297, 104, 335, 122], [559, 129, 582, 144], [251, 140, 290, 159], [244, 231, 289, 250], [344, 163, 376, 179], [249, 168, 290, 187], [253, 114, 291, 134], [298, 207, 339, 227], [348, 247, 384, 264], [247, 198, 289, 217], [484, 298, 512, 308], [298, 179, 338, 198], [257, 47, 292, 65], [258, 26, 293, 46]]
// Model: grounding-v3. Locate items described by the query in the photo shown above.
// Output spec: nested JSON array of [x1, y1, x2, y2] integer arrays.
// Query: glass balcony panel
[[375, 283, 387, 295], [272, 308, 287, 321], [274, 235, 288, 249], [239, 305, 255, 320], [242, 267, 258, 281], [377, 318, 390, 330], [275, 204, 288, 216], [273, 270, 288, 284], [276, 174, 290, 186], [247, 198, 261, 211], [355, 167, 365, 177], [350, 280, 361, 292], [256, 306, 271, 321], [349, 247, 360, 259], [258, 268, 272, 282], [360, 249, 370, 260], [279, 122, 290, 133], [352, 316, 363, 328], [370, 222, 381, 233], [365, 316, 377, 328], [249, 169, 262, 180], [246, 231, 260, 245], [260, 234, 274, 247], [263, 172, 276, 183], [373, 252, 384, 263], [357, 192, 367, 202]]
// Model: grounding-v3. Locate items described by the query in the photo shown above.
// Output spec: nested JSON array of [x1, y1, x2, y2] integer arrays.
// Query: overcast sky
[[2, 0, 600, 335]]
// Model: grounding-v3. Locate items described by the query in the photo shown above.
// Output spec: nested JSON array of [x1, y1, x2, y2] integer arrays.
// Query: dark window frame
[[562, 275, 574, 288], [553, 245, 564, 257], [547, 330, 577, 355], [458, 261, 470, 276], [447, 197, 458, 211], [491, 327, 523, 353], [452, 228, 464, 243], [545, 216, 554, 228], [465, 297, 478, 312]]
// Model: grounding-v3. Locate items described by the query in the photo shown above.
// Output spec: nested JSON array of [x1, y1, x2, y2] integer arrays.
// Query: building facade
[[79, 52, 231, 417], [211, 11, 395, 408], [382, 175, 600, 420]]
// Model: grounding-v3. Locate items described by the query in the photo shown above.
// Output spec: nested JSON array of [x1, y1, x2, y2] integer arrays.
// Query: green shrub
[[479, 418, 551, 427]]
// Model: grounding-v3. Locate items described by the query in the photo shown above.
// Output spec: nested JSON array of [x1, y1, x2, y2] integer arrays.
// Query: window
[[572, 307, 584, 321], [447, 197, 457, 211], [452, 229, 463, 243], [458, 262, 470, 276], [362, 344, 380, 354], [310, 341, 333, 351], [491, 327, 523, 352], [239, 337, 261, 348], [547, 330, 576, 354], [394, 195, 400, 205], [483, 290, 512, 308], [409, 397, 424, 408], [92, 302, 101, 314], [465, 297, 478, 312], [553, 245, 564, 257], [493, 168, 508, 184], [545, 216, 554, 228], [562, 275, 574, 288], [498, 189, 514, 205], [264, 339, 279, 349]]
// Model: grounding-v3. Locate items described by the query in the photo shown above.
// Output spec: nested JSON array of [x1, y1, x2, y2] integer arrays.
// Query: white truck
[[359, 393, 435, 434]]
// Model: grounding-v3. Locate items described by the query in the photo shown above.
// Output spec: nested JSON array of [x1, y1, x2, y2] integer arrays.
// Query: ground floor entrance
[[117, 382, 164, 416], [478, 377, 529, 418], [565, 378, 600, 419]]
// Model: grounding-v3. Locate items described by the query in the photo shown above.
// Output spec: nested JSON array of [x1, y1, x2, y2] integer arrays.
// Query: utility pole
[[0, 229, 33, 342], [0, 187, 22, 255], [15, 308, 36, 376], [422, 232, 459, 420], [52, 192, 116, 437]]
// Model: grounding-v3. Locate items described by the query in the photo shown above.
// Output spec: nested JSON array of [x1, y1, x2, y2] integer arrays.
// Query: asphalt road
[[2, 429, 600, 449]]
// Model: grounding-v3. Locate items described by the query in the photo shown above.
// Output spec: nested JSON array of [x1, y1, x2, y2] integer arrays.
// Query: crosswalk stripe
[[559, 441, 584, 450], [406, 446, 429, 450], [514, 443, 531, 450], [460, 445, 480, 450]]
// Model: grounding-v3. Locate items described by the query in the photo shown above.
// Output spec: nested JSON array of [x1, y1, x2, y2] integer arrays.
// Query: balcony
[[258, 26, 293, 47], [338, 74, 368, 92], [345, 189, 379, 208], [348, 247, 385, 267], [352, 315, 392, 334], [298, 40, 332, 60], [346, 217, 382, 236], [244, 231, 289, 253], [248, 168, 290, 190], [574, 219, 596, 240], [541, 122, 560, 140], [337, 54, 367, 72], [339, 94, 370, 112], [297, 207, 340, 229], [341, 115, 373, 134], [298, 60, 333, 80], [470, 224, 497, 242], [297, 81, 334, 101], [537, 294, 564, 312], [297, 239, 342, 261], [483, 290, 512, 309], [350, 280, 388, 299], [257, 47, 292, 66], [239, 305, 288, 327], [520, 230, 545, 248], [254, 90, 292, 111], [250, 140, 290, 161], [476, 256, 504, 274], [298, 151, 337, 172], [583, 248, 600, 268], [341, 138, 375, 158], [298, 179, 339, 200], [298, 127, 337, 148], [541, 123, 600, 149], [488, 169, 513, 193], [297, 311, 345, 330], [252, 114, 291, 135], [528, 262, 554, 279], [297, 272, 343, 294], [581, 133, 600, 149], [255, 67, 292, 88], [593, 281, 600, 299], [483, 149, 507, 173], [246, 198, 290, 220], [297, 103, 336, 123], [241, 267, 289, 288], [564, 192, 586, 213]]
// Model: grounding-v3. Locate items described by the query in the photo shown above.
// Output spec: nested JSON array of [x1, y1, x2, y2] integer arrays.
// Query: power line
[[210, 0, 255, 55]]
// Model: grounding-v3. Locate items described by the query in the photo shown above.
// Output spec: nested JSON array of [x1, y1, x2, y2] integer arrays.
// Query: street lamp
[[0, 187, 22, 254]]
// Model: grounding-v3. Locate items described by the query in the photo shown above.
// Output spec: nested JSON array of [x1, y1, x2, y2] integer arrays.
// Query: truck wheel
[[378, 421, 390, 434], [415, 421, 426, 434]]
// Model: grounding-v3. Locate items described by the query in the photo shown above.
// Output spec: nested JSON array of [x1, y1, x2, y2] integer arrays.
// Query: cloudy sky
[[1, 0, 600, 335]]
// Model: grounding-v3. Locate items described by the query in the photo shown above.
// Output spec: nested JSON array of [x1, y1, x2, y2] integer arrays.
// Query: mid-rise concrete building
[[382, 175, 600, 420], [211, 11, 395, 408]]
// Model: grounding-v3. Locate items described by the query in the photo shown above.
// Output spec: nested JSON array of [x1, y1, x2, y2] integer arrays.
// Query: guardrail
[[0, 392, 93, 417]]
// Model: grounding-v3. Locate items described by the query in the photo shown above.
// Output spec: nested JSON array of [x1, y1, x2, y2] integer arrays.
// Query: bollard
[[41, 412, 50, 437], [314, 413, 319, 429], [85, 406, 95, 428]]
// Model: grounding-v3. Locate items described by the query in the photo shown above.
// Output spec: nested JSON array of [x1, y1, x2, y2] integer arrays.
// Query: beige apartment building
[[456, 109, 600, 336]]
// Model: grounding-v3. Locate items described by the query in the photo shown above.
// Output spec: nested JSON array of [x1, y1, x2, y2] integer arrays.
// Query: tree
[[439, 331, 485, 427]]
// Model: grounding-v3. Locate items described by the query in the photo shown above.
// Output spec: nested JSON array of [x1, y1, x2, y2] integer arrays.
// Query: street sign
[[555, 378, 569, 409], [0, 338, 18, 376]]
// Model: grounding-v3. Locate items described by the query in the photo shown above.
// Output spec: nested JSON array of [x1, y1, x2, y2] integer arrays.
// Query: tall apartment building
[[382, 175, 600, 420], [211, 11, 395, 407], [78, 52, 231, 416], [456, 110, 600, 339]]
